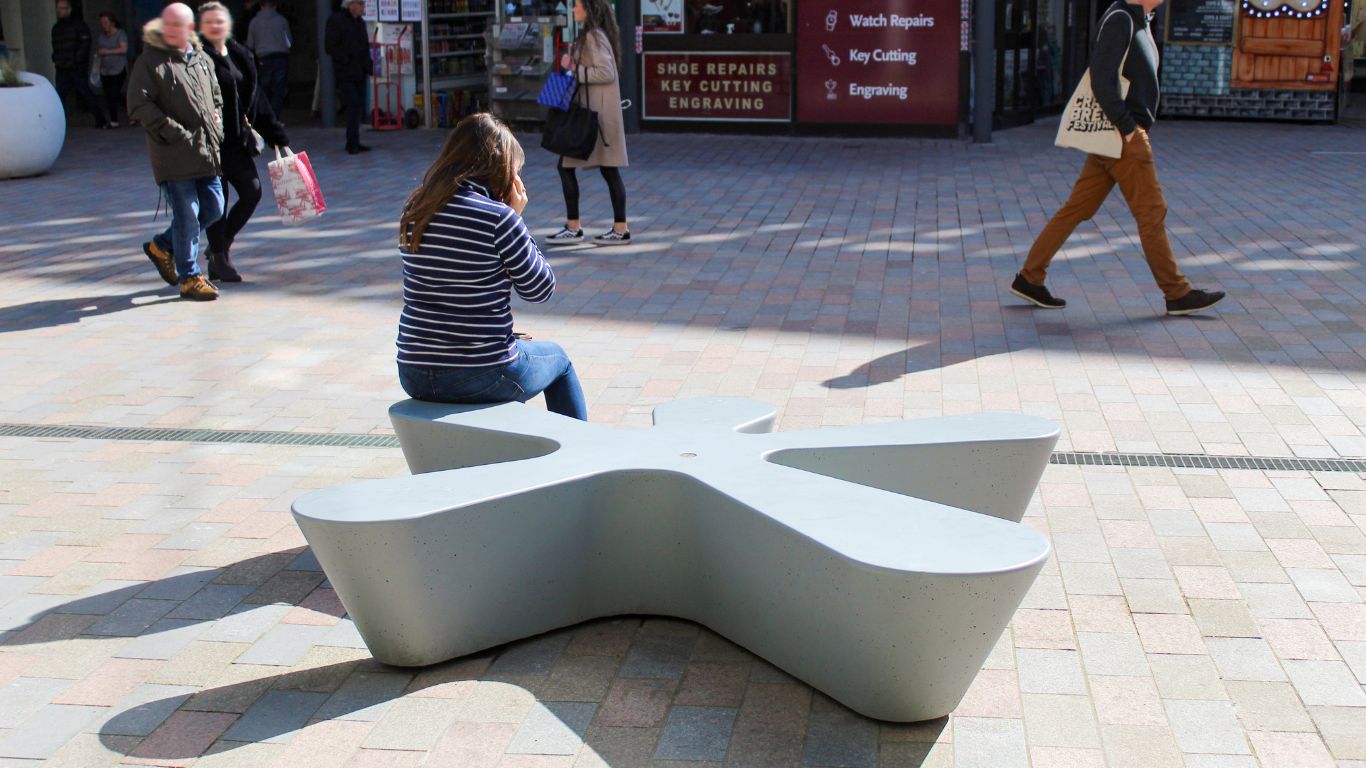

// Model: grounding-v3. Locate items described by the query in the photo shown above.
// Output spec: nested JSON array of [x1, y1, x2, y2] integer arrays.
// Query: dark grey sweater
[[1091, 1, 1160, 136]]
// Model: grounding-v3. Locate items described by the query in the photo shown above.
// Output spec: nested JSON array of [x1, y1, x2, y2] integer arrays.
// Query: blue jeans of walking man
[[397, 340, 588, 421], [154, 177, 225, 280]]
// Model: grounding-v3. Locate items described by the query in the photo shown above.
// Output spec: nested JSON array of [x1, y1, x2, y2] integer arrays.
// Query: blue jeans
[[153, 176, 224, 280], [398, 340, 588, 421]]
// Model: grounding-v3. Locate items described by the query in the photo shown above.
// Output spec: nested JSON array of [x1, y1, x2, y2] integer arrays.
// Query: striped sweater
[[397, 180, 555, 368]]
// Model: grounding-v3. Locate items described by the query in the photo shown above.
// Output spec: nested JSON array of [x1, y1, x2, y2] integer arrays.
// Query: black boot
[[207, 247, 242, 283]]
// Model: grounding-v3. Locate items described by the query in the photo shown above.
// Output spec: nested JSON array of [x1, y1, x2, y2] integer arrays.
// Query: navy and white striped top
[[397, 180, 555, 368]]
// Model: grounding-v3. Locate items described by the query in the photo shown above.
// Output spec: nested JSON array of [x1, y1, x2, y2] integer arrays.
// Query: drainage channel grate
[[1052, 451, 1366, 473], [2, 422, 1364, 472], [0, 423, 401, 449]]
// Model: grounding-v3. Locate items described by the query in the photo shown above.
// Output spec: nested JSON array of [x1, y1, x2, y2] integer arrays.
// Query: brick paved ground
[[0, 120, 1364, 767]]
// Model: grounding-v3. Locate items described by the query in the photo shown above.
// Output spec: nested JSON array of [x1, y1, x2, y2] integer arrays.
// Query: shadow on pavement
[[49, 547, 951, 765], [2, 549, 322, 645], [0, 289, 179, 333]]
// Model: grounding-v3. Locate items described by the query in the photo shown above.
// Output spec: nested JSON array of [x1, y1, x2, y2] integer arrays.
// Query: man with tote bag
[[1009, 0, 1226, 316]]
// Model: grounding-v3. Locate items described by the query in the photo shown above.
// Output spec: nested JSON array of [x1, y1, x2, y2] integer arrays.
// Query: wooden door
[[1233, 0, 1347, 89]]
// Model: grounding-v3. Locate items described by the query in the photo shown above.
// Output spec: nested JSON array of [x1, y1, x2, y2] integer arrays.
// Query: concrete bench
[[292, 398, 1057, 722]]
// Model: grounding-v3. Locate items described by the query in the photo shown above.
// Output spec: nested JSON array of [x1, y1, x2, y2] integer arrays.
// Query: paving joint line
[[1, 422, 1365, 473]]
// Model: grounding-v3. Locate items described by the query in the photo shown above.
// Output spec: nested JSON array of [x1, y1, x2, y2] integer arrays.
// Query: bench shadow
[[95, 619, 951, 766], [2, 549, 319, 645], [0, 289, 178, 333], [58, 551, 950, 765]]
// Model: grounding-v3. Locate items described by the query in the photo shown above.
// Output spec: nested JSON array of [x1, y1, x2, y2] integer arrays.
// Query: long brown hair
[[399, 113, 525, 251], [574, 0, 621, 66]]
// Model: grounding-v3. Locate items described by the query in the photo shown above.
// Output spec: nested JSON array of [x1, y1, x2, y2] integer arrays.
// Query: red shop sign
[[796, 0, 963, 125], [642, 52, 792, 122]]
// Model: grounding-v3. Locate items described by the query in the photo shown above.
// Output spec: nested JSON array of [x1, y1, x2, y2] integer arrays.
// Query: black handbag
[[541, 67, 603, 161]]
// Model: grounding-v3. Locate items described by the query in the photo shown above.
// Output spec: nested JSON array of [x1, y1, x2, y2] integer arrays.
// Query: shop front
[[1159, 0, 1351, 120], [638, 0, 970, 135]]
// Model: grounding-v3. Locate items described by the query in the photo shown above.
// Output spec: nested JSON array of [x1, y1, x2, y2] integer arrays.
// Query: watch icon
[[825, 9, 838, 31]]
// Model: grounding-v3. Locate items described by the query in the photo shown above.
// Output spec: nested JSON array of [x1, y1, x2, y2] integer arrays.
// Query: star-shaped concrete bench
[[292, 398, 1057, 722]]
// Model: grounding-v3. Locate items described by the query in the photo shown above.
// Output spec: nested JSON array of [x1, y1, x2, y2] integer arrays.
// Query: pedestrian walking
[[127, 3, 225, 302], [325, 0, 372, 155], [246, 0, 291, 118], [198, 2, 290, 283], [95, 13, 129, 128], [51, 0, 110, 128], [396, 113, 587, 421], [1009, 0, 1226, 316], [546, 0, 631, 247]]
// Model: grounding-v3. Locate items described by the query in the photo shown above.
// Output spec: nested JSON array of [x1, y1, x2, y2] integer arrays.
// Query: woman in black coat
[[198, 2, 290, 282]]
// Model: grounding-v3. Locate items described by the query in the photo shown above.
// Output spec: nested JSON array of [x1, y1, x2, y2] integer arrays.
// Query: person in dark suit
[[324, 0, 372, 154]]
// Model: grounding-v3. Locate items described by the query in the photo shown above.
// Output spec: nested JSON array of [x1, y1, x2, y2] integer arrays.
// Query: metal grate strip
[[0, 422, 402, 449], [1052, 451, 1366, 473], [1, 422, 1364, 472]]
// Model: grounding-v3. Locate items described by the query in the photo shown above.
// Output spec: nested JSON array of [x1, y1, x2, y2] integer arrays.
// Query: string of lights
[[1241, 0, 1333, 19]]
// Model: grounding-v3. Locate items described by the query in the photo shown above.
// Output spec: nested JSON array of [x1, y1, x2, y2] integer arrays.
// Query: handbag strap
[[574, 63, 610, 149]]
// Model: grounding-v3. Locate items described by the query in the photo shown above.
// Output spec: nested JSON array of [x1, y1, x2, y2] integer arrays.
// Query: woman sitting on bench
[[395, 113, 587, 421]]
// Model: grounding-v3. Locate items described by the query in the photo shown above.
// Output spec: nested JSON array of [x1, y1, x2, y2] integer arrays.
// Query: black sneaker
[[1165, 288, 1225, 316], [1010, 273, 1066, 309], [546, 226, 584, 245], [593, 230, 631, 246]]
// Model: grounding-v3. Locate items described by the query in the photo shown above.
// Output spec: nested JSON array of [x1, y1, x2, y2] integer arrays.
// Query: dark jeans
[[558, 157, 627, 223], [340, 77, 366, 149], [258, 54, 288, 118], [153, 176, 224, 280], [398, 340, 588, 421], [100, 71, 126, 124], [55, 67, 107, 126], [206, 148, 262, 255]]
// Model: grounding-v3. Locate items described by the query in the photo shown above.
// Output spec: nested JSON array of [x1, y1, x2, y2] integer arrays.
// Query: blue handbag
[[537, 70, 576, 111]]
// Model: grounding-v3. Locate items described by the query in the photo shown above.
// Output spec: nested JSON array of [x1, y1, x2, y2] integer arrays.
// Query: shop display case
[[488, 1, 572, 128], [415, 0, 496, 127]]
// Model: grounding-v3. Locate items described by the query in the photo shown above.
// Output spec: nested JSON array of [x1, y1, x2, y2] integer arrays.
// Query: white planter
[[0, 72, 66, 179]]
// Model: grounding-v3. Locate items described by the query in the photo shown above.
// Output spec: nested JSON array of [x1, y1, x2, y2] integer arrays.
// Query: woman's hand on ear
[[508, 175, 529, 216]]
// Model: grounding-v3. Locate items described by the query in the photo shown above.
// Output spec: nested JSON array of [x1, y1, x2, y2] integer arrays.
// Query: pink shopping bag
[[268, 147, 327, 225]]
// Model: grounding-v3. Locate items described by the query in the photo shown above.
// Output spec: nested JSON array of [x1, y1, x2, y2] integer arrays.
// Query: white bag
[[267, 147, 327, 225], [1055, 8, 1131, 159]]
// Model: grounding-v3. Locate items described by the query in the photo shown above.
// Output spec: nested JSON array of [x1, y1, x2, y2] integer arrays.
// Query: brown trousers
[[1021, 128, 1192, 301]]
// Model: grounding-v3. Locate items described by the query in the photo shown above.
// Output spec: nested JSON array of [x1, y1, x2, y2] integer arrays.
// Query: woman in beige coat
[[547, 0, 631, 246]]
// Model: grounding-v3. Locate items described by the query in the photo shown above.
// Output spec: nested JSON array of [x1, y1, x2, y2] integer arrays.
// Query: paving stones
[[2, 121, 1366, 764]]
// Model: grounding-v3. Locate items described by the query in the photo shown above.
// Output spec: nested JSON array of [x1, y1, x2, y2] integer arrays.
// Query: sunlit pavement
[[0, 121, 1364, 766]]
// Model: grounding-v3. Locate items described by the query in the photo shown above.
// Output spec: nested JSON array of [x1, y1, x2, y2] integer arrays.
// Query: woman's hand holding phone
[[508, 175, 529, 216]]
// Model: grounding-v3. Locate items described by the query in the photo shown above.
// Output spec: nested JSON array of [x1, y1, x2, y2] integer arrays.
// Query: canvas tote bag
[[1055, 8, 1132, 159]]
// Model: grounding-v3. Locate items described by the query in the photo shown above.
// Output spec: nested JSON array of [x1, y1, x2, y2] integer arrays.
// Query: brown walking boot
[[179, 275, 219, 301], [143, 241, 177, 286]]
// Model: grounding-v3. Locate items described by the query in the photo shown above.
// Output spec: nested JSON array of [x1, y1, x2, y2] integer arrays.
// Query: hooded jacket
[[126, 20, 224, 184], [51, 15, 93, 71], [204, 38, 289, 157], [1090, 1, 1161, 136]]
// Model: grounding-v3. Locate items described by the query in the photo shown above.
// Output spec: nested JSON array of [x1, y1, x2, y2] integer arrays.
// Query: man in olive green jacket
[[127, 3, 225, 301]]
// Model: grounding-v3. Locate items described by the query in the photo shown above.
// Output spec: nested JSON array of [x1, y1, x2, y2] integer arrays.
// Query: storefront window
[[642, 0, 790, 35]]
